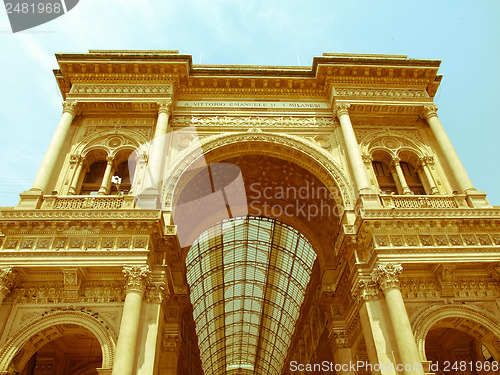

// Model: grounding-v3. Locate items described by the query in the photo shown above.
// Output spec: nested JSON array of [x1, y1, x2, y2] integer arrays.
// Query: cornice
[[54, 51, 442, 99], [0, 209, 161, 221]]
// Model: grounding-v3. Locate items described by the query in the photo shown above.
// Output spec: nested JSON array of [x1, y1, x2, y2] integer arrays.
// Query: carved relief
[[0, 267, 15, 296], [371, 263, 402, 291], [122, 266, 152, 294], [171, 115, 337, 129]]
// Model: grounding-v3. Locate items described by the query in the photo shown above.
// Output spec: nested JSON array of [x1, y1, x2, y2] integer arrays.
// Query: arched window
[[372, 160, 398, 194], [400, 161, 426, 195], [81, 160, 106, 195], [109, 149, 134, 195]]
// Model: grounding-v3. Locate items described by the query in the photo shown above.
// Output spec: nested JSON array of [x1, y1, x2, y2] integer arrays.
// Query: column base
[[465, 190, 492, 208], [97, 369, 113, 375], [135, 187, 162, 210], [15, 188, 44, 209]]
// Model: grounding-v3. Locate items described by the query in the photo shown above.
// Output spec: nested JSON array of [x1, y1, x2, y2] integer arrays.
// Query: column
[[68, 155, 84, 195], [334, 103, 371, 194], [0, 267, 15, 305], [147, 101, 172, 190], [159, 330, 181, 375], [98, 156, 115, 195], [371, 264, 425, 375], [112, 266, 151, 375], [330, 330, 355, 375], [419, 157, 439, 195], [392, 158, 411, 195], [422, 105, 474, 193], [354, 279, 398, 375], [32, 101, 78, 193]]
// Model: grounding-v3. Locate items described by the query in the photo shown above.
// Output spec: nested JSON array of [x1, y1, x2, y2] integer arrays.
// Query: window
[[81, 160, 106, 195], [372, 161, 398, 194], [401, 162, 425, 195]]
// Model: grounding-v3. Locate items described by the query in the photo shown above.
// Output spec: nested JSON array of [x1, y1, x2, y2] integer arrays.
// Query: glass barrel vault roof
[[186, 216, 317, 374]]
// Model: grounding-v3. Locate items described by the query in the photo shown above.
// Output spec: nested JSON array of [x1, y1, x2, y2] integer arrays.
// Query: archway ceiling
[[176, 154, 340, 261], [186, 216, 317, 374]]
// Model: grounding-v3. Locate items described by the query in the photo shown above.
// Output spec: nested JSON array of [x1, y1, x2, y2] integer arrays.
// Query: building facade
[[0, 50, 499, 375]]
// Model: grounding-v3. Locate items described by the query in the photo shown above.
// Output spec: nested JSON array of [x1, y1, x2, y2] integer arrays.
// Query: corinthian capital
[[62, 100, 79, 116], [123, 265, 152, 294], [371, 263, 402, 291], [157, 100, 173, 115], [352, 279, 380, 303], [422, 104, 438, 120], [334, 102, 351, 117], [0, 267, 15, 296]]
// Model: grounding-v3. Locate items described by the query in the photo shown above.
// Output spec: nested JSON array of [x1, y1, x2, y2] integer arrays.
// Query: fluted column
[[419, 157, 439, 195], [98, 156, 115, 195], [32, 101, 78, 193], [68, 155, 84, 195], [422, 105, 474, 193], [334, 103, 371, 194], [372, 264, 425, 375], [392, 157, 412, 195], [148, 101, 172, 189], [112, 266, 151, 375]]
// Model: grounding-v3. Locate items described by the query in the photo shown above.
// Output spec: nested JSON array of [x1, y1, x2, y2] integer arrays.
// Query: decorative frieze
[[0, 235, 149, 251], [69, 84, 173, 97], [171, 115, 337, 129], [369, 233, 500, 249], [335, 87, 428, 99], [400, 279, 440, 299], [123, 265, 151, 294]]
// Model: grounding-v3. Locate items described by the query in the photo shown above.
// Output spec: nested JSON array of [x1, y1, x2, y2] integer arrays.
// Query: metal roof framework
[[186, 216, 317, 374]]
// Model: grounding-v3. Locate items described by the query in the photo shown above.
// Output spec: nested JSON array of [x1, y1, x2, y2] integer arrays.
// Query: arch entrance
[[0, 311, 116, 375]]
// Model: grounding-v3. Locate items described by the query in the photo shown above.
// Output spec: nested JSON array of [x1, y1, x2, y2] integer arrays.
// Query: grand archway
[[0, 310, 116, 374]]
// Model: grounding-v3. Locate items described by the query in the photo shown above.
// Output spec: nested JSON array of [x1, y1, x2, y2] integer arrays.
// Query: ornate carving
[[371, 263, 402, 291], [123, 266, 151, 294], [157, 100, 173, 115], [145, 282, 168, 303], [336, 87, 428, 99], [62, 100, 78, 116], [69, 84, 173, 96], [162, 331, 181, 353], [422, 104, 438, 120], [352, 279, 380, 302], [171, 115, 337, 128], [334, 102, 350, 117], [52, 196, 125, 210], [0, 267, 15, 296], [330, 330, 349, 349]]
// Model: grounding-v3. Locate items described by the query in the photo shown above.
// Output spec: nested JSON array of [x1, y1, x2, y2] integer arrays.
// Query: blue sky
[[0, 0, 499, 206]]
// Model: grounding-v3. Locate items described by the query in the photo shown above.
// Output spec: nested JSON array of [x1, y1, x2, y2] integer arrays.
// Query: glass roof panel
[[187, 216, 316, 375]]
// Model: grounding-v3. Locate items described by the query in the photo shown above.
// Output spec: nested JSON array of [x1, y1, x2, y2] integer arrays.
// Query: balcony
[[41, 195, 136, 210], [379, 194, 468, 209]]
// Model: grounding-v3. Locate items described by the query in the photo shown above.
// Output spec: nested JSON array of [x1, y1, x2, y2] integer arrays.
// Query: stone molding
[[0, 309, 117, 372], [335, 87, 428, 99], [411, 304, 500, 362], [171, 115, 337, 129], [123, 265, 152, 294], [68, 83, 173, 97], [371, 263, 402, 291]]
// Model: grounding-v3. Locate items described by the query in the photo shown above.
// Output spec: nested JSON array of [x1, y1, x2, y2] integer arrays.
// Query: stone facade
[[0, 50, 499, 375]]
